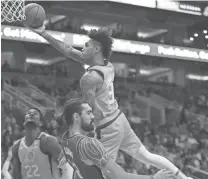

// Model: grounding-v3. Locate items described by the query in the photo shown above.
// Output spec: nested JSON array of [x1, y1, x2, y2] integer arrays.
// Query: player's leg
[[97, 116, 124, 161], [119, 117, 186, 177], [119, 114, 145, 161]]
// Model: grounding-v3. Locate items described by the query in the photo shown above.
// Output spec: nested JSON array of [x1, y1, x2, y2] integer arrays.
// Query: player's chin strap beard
[[86, 121, 97, 138]]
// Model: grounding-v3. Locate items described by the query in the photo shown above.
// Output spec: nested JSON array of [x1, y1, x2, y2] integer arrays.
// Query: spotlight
[[194, 33, 198, 37], [190, 37, 194, 41], [205, 35, 208, 39], [203, 30, 207, 34]]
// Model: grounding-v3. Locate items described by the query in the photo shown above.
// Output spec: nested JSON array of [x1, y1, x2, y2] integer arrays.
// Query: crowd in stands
[[2, 1, 208, 178]]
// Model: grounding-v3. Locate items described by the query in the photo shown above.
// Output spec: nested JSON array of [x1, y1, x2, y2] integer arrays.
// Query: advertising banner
[[1, 25, 208, 62]]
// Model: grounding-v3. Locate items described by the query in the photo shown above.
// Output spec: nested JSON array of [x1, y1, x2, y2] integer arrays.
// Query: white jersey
[[18, 133, 59, 179]]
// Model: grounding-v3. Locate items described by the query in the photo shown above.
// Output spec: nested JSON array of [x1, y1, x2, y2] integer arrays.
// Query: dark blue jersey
[[60, 134, 105, 179]]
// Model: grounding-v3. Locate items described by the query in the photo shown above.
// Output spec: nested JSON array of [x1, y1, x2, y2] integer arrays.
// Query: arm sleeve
[[78, 137, 109, 168], [12, 141, 22, 179]]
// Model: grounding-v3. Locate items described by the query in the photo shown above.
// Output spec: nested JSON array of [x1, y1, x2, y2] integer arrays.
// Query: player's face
[[24, 109, 40, 128], [79, 103, 95, 132], [81, 40, 99, 61]]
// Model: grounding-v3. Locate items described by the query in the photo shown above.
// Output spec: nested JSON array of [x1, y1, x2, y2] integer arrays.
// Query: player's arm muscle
[[12, 142, 22, 179], [40, 31, 85, 64], [41, 135, 62, 164], [81, 71, 103, 105]]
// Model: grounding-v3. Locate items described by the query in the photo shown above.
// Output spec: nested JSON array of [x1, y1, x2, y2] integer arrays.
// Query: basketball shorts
[[96, 112, 143, 161]]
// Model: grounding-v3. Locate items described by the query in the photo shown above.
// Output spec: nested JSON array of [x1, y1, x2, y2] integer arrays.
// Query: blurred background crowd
[[1, 1, 208, 179]]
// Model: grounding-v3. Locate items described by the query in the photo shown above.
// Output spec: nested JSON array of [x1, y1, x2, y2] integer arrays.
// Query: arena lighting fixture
[[26, 57, 66, 65], [205, 35, 208, 39], [137, 32, 149, 38], [26, 58, 49, 65], [194, 33, 198, 37], [137, 29, 168, 39], [186, 74, 208, 81], [139, 69, 151, 75], [203, 30, 207, 34], [190, 37, 194, 41], [81, 24, 100, 31]]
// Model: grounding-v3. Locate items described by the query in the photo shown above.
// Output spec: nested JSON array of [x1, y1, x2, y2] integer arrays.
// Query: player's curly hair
[[61, 98, 85, 127], [88, 29, 113, 62]]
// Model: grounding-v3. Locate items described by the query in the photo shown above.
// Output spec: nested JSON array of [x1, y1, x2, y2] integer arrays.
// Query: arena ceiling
[[33, 1, 207, 47]]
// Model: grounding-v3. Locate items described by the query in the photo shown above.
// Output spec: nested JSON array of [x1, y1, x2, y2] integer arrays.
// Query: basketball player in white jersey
[[12, 108, 73, 179], [26, 24, 190, 179]]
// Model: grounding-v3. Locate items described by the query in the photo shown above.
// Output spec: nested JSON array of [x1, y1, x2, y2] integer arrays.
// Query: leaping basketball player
[[26, 23, 190, 179], [11, 108, 73, 179]]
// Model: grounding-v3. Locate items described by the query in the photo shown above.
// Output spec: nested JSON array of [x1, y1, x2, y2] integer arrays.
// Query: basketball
[[23, 3, 46, 28]]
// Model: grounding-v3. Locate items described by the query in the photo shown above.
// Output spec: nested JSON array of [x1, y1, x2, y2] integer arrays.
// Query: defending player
[[12, 108, 72, 179], [26, 24, 189, 179], [58, 98, 176, 179]]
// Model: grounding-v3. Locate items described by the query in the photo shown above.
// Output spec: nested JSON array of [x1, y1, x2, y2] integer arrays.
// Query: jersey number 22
[[25, 165, 40, 178]]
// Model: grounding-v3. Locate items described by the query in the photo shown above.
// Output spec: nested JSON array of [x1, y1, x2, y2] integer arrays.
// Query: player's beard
[[80, 119, 94, 132]]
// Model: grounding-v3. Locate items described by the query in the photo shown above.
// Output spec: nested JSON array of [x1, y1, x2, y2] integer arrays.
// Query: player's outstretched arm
[[12, 141, 22, 179], [23, 24, 85, 64], [78, 137, 176, 179], [137, 145, 188, 179]]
